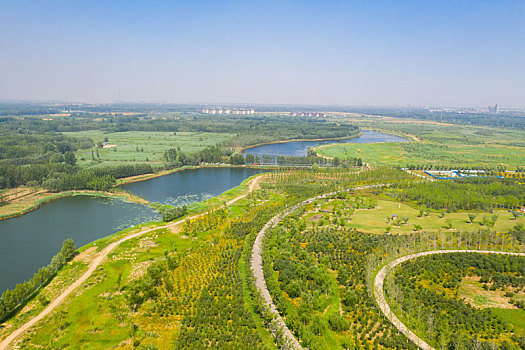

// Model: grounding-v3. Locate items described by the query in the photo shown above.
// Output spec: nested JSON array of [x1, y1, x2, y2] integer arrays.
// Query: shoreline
[[1, 131, 377, 222], [0, 164, 274, 222], [0, 174, 266, 348], [0, 190, 148, 222], [238, 132, 362, 153]]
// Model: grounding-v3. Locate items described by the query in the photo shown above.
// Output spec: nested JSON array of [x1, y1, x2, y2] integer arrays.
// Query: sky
[[0, 1, 524, 108]]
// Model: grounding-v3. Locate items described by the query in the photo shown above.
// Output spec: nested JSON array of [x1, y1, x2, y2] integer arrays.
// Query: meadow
[[63, 130, 235, 168], [347, 198, 524, 235], [319, 114, 525, 170]]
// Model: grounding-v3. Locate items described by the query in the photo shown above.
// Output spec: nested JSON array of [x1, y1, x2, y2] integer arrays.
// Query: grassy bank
[[0, 173, 270, 349], [0, 189, 147, 222]]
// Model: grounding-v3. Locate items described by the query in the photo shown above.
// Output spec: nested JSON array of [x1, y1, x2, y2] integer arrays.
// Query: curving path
[[374, 250, 525, 350], [251, 185, 384, 349], [0, 175, 265, 350]]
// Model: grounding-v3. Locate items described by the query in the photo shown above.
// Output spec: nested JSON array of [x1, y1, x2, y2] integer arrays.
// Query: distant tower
[[488, 104, 499, 114]]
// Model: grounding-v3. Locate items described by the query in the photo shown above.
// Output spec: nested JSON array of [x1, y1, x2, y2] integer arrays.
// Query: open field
[[318, 141, 525, 169], [459, 276, 521, 309], [319, 115, 525, 170], [304, 197, 525, 235], [491, 308, 525, 336], [63, 131, 235, 168]]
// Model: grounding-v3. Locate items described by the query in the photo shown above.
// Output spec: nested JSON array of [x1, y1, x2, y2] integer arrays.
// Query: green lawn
[[491, 308, 525, 335], [318, 117, 525, 170], [64, 130, 235, 168], [318, 141, 525, 169], [307, 197, 525, 235]]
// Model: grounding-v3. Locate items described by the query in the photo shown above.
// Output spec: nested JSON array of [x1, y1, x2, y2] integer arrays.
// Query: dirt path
[[374, 250, 525, 350], [250, 184, 384, 350], [0, 174, 266, 350]]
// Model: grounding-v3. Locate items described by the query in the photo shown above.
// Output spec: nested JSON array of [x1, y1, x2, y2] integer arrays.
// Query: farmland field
[[318, 116, 525, 170], [63, 131, 235, 168]]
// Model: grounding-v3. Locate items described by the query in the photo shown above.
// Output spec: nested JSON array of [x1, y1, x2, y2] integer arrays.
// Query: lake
[[120, 167, 265, 206], [0, 196, 159, 293], [0, 131, 404, 294], [243, 130, 408, 158], [0, 167, 264, 294]]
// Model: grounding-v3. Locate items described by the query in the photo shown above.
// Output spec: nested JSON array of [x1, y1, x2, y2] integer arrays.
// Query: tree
[[468, 213, 477, 224], [64, 151, 76, 166], [164, 148, 177, 163], [61, 239, 76, 258]]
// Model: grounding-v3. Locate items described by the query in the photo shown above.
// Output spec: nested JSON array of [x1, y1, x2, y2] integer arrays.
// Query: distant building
[[488, 104, 499, 114], [289, 112, 325, 117], [202, 107, 254, 115]]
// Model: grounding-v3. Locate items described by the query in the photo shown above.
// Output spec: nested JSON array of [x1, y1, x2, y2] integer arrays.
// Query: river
[[243, 130, 408, 157], [0, 130, 405, 294]]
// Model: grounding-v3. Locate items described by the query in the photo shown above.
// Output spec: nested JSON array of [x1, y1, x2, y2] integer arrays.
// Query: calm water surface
[[243, 130, 408, 157], [120, 167, 265, 206], [0, 133, 404, 294], [0, 196, 159, 293], [0, 167, 264, 294]]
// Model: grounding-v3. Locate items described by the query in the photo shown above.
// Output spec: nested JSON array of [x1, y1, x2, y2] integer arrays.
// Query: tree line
[[389, 177, 525, 212], [0, 239, 76, 322]]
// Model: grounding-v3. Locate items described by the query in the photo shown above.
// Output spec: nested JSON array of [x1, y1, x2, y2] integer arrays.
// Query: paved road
[[251, 185, 384, 350], [374, 249, 525, 350], [0, 175, 264, 350]]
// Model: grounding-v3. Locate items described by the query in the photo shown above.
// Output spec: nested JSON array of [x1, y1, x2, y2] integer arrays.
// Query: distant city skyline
[[1, 1, 524, 108]]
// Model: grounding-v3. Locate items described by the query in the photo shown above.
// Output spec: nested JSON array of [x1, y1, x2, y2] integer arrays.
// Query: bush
[[160, 205, 187, 222]]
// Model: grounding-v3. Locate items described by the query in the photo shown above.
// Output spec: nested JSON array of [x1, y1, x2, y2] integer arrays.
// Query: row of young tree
[[263, 219, 419, 349], [0, 239, 76, 322], [404, 163, 510, 171], [389, 177, 525, 212], [118, 195, 291, 349]]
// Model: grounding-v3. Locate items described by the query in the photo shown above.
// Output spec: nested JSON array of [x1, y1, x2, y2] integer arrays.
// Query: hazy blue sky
[[1, 1, 524, 108]]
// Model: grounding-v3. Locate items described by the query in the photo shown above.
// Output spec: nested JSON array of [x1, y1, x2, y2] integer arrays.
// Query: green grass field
[[491, 308, 525, 336], [319, 116, 525, 170], [318, 141, 525, 169], [64, 130, 235, 168], [305, 197, 525, 235]]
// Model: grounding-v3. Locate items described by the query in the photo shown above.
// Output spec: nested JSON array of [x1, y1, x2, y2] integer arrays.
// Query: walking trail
[[251, 184, 383, 350], [374, 249, 525, 350], [0, 175, 264, 350]]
